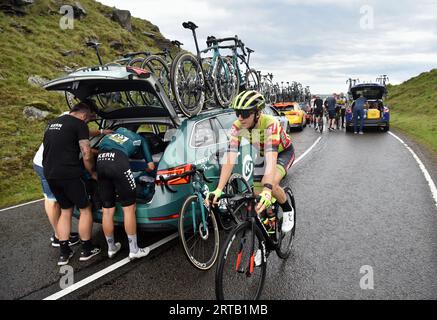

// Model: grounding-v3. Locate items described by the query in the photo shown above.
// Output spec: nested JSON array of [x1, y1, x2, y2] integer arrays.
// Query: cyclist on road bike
[[206, 90, 295, 233]]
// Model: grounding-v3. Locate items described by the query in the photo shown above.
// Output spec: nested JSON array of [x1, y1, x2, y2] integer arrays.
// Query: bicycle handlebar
[[158, 165, 212, 193]]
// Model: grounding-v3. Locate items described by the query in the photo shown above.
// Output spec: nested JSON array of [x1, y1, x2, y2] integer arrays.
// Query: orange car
[[273, 102, 307, 131]]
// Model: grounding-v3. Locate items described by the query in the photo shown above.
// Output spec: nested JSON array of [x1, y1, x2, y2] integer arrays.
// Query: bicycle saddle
[[171, 40, 183, 47], [86, 41, 101, 48], [182, 21, 198, 30], [246, 47, 254, 54], [122, 51, 150, 59]]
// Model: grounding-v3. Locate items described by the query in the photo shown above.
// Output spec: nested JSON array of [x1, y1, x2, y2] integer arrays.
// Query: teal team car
[[44, 65, 256, 231]]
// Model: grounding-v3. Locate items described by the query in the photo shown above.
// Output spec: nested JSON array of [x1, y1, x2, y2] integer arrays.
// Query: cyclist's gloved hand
[[256, 189, 272, 213], [205, 188, 223, 207]]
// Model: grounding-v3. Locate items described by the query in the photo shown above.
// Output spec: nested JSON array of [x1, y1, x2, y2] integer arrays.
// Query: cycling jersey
[[228, 114, 292, 156], [98, 127, 153, 163]]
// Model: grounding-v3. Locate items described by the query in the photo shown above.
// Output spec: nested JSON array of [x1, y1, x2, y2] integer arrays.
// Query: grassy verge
[[0, 0, 176, 208], [386, 68, 437, 157]]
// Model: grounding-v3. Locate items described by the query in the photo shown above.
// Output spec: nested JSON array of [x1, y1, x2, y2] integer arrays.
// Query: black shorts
[[328, 110, 336, 119], [254, 144, 295, 181], [314, 108, 323, 117], [97, 149, 136, 208], [47, 177, 90, 210]]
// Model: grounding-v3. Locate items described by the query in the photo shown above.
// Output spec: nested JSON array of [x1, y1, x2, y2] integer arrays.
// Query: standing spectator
[[96, 126, 155, 260], [324, 93, 337, 131], [313, 95, 324, 130], [33, 141, 79, 248], [34, 117, 112, 248], [337, 93, 347, 129], [43, 102, 100, 266], [352, 93, 368, 134]]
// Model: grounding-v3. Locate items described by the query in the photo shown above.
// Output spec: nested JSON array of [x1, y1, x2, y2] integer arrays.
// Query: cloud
[[97, 0, 437, 93]]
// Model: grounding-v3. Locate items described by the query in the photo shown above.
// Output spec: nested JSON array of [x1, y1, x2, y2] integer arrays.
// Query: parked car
[[262, 104, 290, 133], [273, 101, 306, 131], [44, 65, 256, 231], [345, 83, 390, 132]]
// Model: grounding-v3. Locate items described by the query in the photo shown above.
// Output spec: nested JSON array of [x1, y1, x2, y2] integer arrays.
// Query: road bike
[[215, 184, 296, 300], [65, 41, 151, 110], [170, 21, 238, 117], [157, 166, 251, 270]]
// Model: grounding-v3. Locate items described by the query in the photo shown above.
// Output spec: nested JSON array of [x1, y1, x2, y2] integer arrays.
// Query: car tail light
[[289, 111, 299, 115], [156, 164, 192, 185], [383, 107, 390, 113], [149, 213, 180, 221]]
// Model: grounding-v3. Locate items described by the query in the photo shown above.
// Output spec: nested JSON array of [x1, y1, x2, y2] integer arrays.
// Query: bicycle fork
[[192, 193, 209, 240]]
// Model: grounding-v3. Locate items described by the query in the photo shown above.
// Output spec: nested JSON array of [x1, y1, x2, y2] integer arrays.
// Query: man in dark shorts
[[324, 93, 337, 131], [97, 126, 155, 260], [313, 95, 324, 130], [43, 102, 100, 266]]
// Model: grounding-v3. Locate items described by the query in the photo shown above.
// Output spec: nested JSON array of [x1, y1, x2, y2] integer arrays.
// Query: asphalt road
[[1, 124, 437, 300]]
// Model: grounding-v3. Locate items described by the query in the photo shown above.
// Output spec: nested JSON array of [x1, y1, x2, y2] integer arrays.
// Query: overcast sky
[[98, 0, 437, 94]]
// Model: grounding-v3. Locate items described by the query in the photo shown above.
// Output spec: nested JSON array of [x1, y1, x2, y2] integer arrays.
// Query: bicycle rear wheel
[[170, 52, 205, 117], [215, 221, 267, 300], [275, 187, 296, 259], [178, 194, 220, 270]]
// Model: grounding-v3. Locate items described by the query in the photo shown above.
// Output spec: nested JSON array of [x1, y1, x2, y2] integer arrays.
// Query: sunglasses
[[235, 109, 254, 119]]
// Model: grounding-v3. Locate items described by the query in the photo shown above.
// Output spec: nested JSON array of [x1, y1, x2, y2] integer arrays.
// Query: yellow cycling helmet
[[231, 90, 265, 111]]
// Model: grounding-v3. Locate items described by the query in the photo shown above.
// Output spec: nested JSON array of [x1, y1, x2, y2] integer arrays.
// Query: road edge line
[[0, 198, 44, 212], [43, 232, 179, 300], [389, 131, 437, 209], [294, 136, 322, 166]]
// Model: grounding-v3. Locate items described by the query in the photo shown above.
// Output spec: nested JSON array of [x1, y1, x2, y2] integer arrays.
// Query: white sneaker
[[129, 247, 150, 260], [108, 242, 121, 259], [254, 249, 262, 267], [282, 208, 295, 233]]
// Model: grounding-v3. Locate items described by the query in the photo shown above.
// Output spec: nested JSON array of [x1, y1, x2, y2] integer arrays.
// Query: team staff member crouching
[[43, 103, 100, 266], [97, 126, 155, 260]]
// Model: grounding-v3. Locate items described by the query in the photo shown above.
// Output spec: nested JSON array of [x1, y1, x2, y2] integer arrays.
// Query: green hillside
[[386, 69, 437, 155], [0, 0, 178, 207]]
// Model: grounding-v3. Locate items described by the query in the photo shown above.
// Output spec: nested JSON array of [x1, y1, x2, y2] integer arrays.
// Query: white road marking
[[0, 198, 44, 212], [43, 232, 179, 300], [389, 131, 437, 209], [294, 137, 322, 166]]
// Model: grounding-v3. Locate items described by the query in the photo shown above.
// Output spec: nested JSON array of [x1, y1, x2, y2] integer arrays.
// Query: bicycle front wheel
[[170, 52, 205, 117], [275, 187, 296, 259], [213, 57, 239, 108], [217, 173, 251, 231], [215, 221, 267, 300], [141, 55, 172, 104], [178, 194, 220, 271]]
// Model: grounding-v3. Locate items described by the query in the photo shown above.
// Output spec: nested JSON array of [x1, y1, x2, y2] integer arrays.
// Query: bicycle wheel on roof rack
[[213, 57, 239, 108], [125, 57, 147, 107], [96, 63, 129, 110], [244, 68, 260, 91], [170, 52, 205, 117], [141, 55, 172, 105]]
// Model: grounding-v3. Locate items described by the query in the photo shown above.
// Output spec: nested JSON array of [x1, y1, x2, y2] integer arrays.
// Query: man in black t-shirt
[[43, 102, 100, 266]]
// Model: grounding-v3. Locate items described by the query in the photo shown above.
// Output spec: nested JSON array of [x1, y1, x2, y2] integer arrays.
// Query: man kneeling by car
[[96, 126, 155, 260]]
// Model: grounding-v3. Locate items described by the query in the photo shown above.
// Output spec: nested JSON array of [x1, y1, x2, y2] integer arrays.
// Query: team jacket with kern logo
[[228, 114, 292, 156], [98, 127, 153, 162]]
